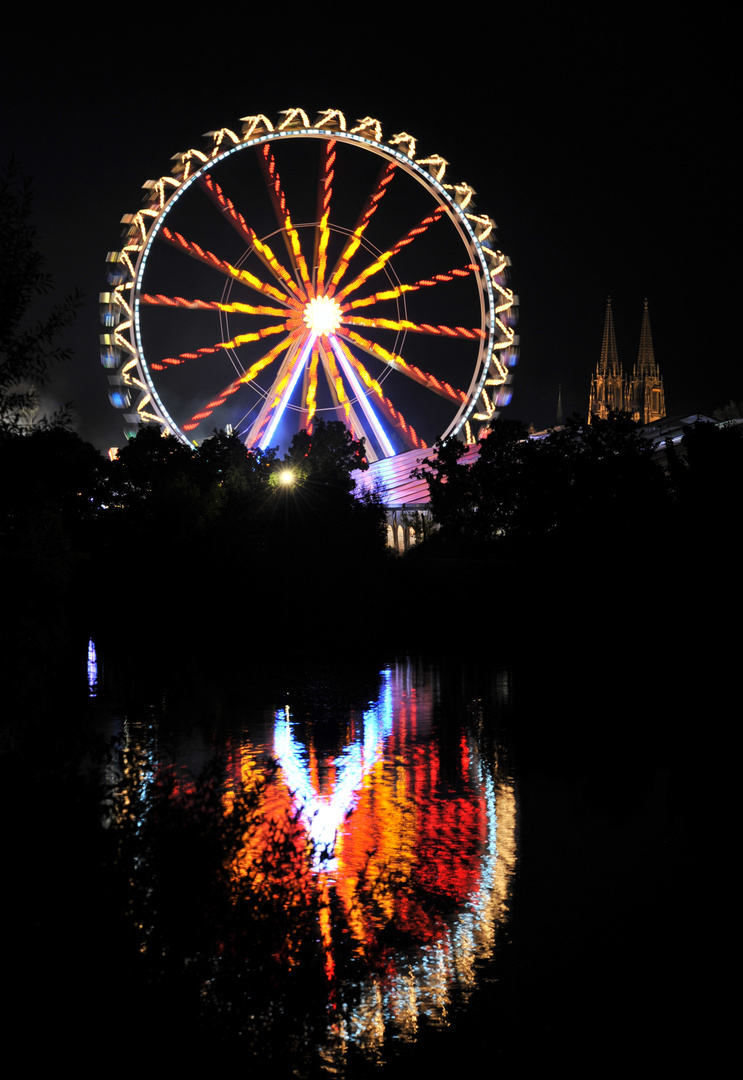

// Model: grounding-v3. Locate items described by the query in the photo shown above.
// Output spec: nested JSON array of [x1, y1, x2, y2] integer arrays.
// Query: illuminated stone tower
[[588, 298, 666, 424], [588, 298, 626, 421], [628, 300, 665, 424]]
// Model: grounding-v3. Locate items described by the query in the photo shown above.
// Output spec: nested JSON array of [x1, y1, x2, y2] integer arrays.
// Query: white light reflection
[[328, 335, 396, 457], [259, 332, 317, 448], [273, 668, 393, 865], [87, 638, 98, 697]]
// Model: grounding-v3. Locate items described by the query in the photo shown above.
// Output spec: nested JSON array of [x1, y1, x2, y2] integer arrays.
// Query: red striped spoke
[[142, 293, 287, 319], [201, 173, 307, 303], [333, 204, 448, 304], [344, 314, 486, 341], [181, 330, 300, 432], [326, 161, 397, 297], [160, 226, 293, 307], [341, 329, 467, 404], [343, 264, 480, 310], [260, 144, 313, 295], [313, 140, 336, 295], [331, 337, 426, 450]]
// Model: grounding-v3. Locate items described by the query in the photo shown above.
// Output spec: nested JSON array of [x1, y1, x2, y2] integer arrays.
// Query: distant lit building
[[589, 299, 666, 424]]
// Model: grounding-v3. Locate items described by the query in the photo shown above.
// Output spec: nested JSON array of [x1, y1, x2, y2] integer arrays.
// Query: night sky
[[2, 14, 735, 452]]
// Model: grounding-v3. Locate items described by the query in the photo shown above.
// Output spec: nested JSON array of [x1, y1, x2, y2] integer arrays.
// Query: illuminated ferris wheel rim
[[104, 109, 517, 453], [132, 128, 496, 440]]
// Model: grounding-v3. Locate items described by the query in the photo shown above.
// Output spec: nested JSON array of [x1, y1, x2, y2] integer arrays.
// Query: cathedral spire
[[588, 297, 626, 422], [629, 300, 665, 423], [600, 296, 621, 378], [636, 299, 655, 377]]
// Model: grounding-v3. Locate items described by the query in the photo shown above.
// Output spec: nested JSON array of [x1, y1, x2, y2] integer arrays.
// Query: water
[[7, 640, 689, 1073], [98, 655, 517, 1072]]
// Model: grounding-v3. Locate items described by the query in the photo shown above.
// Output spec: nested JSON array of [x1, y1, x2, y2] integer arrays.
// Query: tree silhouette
[[0, 161, 81, 433]]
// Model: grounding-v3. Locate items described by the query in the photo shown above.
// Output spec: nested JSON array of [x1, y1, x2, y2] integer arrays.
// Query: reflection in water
[[87, 638, 98, 697], [109, 657, 516, 1067]]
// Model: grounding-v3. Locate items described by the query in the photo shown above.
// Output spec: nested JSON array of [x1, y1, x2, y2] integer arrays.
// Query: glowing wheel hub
[[303, 295, 342, 336]]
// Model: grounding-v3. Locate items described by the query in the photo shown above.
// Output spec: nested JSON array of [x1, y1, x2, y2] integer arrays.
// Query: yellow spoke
[[303, 346, 320, 431], [344, 314, 485, 340], [340, 329, 466, 404], [201, 173, 307, 302], [325, 161, 397, 296], [343, 264, 479, 310], [334, 203, 448, 303], [332, 337, 425, 450], [260, 144, 313, 295], [320, 341, 355, 430], [141, 293, 287, 318], [181, 331, 297, 432], [160, 226, 295, 307], [314, 140, 336, 294]]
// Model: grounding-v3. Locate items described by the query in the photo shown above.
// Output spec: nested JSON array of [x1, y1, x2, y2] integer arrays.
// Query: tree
[[712, 400, 743, 422], [413, 421, 533, 546], [282, 419, 368, 492], [412, 436, 474, 539], [0, 161, 81, 434], [107, 424, 197, 501], [413, 413, 670, 555], [196, 428, 276, 501]]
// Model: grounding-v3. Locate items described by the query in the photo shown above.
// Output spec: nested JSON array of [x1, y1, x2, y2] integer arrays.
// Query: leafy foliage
[[415, 413, 668, 553], [0, 162, 81, 433], [283, 417, 369, 491], [109, 749, 358, 1057]]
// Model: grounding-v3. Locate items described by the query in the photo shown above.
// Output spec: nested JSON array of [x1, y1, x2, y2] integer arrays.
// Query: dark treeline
[[0, 418, 391, 706], [2, 408, 740, 706], [398, 412, 741, 650], [414, 413, 743, 557]]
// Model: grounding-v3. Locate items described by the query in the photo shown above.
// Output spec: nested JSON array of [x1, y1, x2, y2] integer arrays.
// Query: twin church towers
[[588, 299, 665, 424]]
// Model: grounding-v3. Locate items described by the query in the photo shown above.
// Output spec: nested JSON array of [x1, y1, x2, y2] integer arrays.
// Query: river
[[6, 642, 690, 1076]]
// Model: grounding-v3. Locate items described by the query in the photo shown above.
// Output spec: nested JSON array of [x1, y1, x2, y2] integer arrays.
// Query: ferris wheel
[[101, 108, 517, 459]]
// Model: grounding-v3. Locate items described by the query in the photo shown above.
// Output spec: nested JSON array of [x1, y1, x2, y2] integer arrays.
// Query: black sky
[[1, 13, 735, 450]]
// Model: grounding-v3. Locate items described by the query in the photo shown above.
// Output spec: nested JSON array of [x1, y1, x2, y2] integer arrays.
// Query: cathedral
[[588, 299, 666, 424]]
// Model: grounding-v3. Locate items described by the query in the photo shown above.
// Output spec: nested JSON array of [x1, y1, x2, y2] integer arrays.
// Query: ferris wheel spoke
[[160, 226, 294, 307], [325, 161, 397, 297], [333, 203, 449, 304], [343, 264, 480, 311], [141, 293, 288, 319], [329, 336, 424, 451], [318, 341, 357, 434], [200, 173, 308, 303], [313, 140, 336, 295], [344, 314, 486, 340], [180, 331, 298, 432], [259, 144, 313, 295], [150, 322, 290, 373], [249, 332, 317, 448], [340, 329, 467, 404], [299, 345, 321, 432], [318, 339, 387, 456], [141, 294, 222, 312]]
